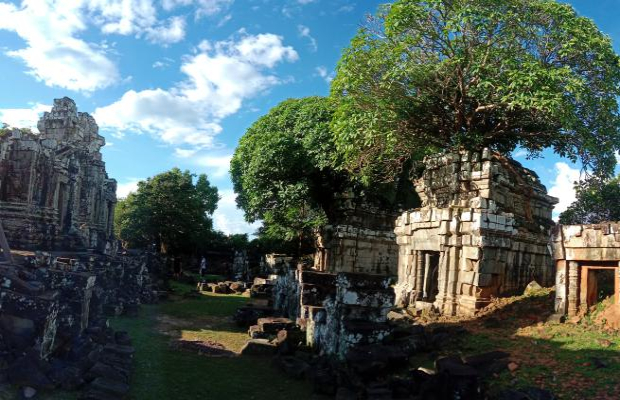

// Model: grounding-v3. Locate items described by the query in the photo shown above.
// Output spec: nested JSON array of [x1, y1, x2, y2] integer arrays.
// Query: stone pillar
[[554, 260, 567, 314], [415, 250, 424, 301], [567, 261, 579, 316], [423, 252, 431, 299]]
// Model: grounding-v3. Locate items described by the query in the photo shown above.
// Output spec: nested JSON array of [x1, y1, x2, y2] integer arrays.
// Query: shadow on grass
[[111, 289, 323, 400], [414, 291, 620, 400]]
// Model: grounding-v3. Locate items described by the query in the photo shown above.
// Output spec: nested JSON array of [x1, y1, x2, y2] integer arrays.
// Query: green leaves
[[331, 0, 620, 179], [230, 97, 341, 244], [114, 168, 220, 254], [559, 175, 620, 224]]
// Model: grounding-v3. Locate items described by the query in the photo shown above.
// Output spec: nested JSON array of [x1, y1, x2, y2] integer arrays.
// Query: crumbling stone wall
[[395, 149, 557, 315], [315, 192, 399, 275], [0, 97, 116, 252], [271, 267, 394, 359], [551, 223, 620, 316]]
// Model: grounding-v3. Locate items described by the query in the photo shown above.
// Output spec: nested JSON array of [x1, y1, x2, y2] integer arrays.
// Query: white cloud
[[315, 65, 334, 83], [548, 162, 581, 218], [0, 0, 241, 91], [298, 0, 317, 4], [298, 25, 317, 52], [213, 189, 261, 235], [94, 32, 298, 149], [0, 1, 119, 92], [197, 154, 232, 178], [162, 0, 234, 19], [0, 103, 50, 131], [88, 1, 187, 44], [217, 13, 232, 27], [144, 16, 186, 44], [116, 178, 142, 198], [174, 148, 199, 158]]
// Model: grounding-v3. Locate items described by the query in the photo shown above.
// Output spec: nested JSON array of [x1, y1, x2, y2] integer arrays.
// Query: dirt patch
[[594, 301, 620, 330], [169, 339, 237, 358]]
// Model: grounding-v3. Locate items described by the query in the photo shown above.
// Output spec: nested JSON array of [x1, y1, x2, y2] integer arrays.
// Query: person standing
[[200, 256, 207, 277]]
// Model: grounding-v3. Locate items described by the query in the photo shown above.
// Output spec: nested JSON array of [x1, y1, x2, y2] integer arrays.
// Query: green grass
[[415, 290, 620, 399], [110, 287, 320, 400], [160, 289, 249, 319]]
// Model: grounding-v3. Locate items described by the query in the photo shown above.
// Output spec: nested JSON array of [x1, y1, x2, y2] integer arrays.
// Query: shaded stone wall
[[395, 149, 557, 315], [296, 270, 394, 358], [551, 224, 620, 315], [0, 97, 116, 252], [315, 192, 399, 275]]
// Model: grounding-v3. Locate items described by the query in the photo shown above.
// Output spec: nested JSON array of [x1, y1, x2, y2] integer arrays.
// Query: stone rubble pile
[[0, 98, 162, 398], [196, 280, 248, 295], [0, 250, 158, 398]]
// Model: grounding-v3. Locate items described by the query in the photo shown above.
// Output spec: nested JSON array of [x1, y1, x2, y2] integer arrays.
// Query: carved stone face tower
[[0, 97, 117, 252]]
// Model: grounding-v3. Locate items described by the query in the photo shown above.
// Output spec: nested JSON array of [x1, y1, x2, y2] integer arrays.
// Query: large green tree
[[331, 0, 620, 180], [231, 96, 417, 249], [559, 176, 620, 224], [230, 97, 345, 246], [115, 168, 219, 254]]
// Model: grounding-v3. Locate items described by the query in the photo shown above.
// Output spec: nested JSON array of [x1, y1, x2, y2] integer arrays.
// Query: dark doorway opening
[[423, 251, 440, 302]]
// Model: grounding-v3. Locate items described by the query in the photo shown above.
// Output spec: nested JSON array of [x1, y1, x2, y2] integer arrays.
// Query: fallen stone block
[[257, 317, 295, 334], [240, 339, 277, 356]]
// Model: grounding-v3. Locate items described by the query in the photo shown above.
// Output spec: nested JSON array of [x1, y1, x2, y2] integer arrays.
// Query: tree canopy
[[331, 0, 620, 180], [559, 176, 620, 224], [114, 168, 219, 254], [230, 97, 345, 244]]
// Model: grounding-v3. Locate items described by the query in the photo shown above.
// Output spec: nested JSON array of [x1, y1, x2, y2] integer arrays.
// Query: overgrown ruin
[[394, 149, 557, 315]]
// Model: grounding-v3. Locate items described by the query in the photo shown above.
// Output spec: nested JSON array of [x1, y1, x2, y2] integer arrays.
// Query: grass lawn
[[110, 283, 320, 400], [412, 289, 620, 400]]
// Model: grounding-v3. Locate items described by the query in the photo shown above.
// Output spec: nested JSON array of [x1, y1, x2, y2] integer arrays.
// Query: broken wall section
[[272, 267, 394, 359], [395, 149, 557, 315], [315, 192, 399, 276]]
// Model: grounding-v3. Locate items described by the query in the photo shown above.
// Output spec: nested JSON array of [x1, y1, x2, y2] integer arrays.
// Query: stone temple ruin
[[552, 223, 620, 316], [0, 97, 117, 252], [249, 148, 561, 363], [0, 98, 157, 399], [394, 149, 558, 315]]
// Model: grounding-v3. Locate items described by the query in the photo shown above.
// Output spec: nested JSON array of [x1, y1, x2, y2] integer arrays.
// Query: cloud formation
[[0, 0, 235, 92], [116, 178, 142, 198], [0, 103, 50, 130], [213, 189, 261, 235], [298, 25, 317, 52], [94, 32, 298, 149], [548, 162, 581, 218]]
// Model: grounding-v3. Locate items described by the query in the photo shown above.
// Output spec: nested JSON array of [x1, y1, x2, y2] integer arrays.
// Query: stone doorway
[[421, 251, 440, 303], [580, 265, 620, 310]]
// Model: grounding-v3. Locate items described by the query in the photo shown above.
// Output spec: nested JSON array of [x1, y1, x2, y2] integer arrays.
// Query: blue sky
[[0, 0, 618, 235]]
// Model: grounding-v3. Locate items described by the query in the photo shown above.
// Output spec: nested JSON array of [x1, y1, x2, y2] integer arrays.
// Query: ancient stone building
[[551, 224, 620, 316], [314, 191, 399, 275], [0, 97, 117, 252], [394, 149, 557, 315]]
